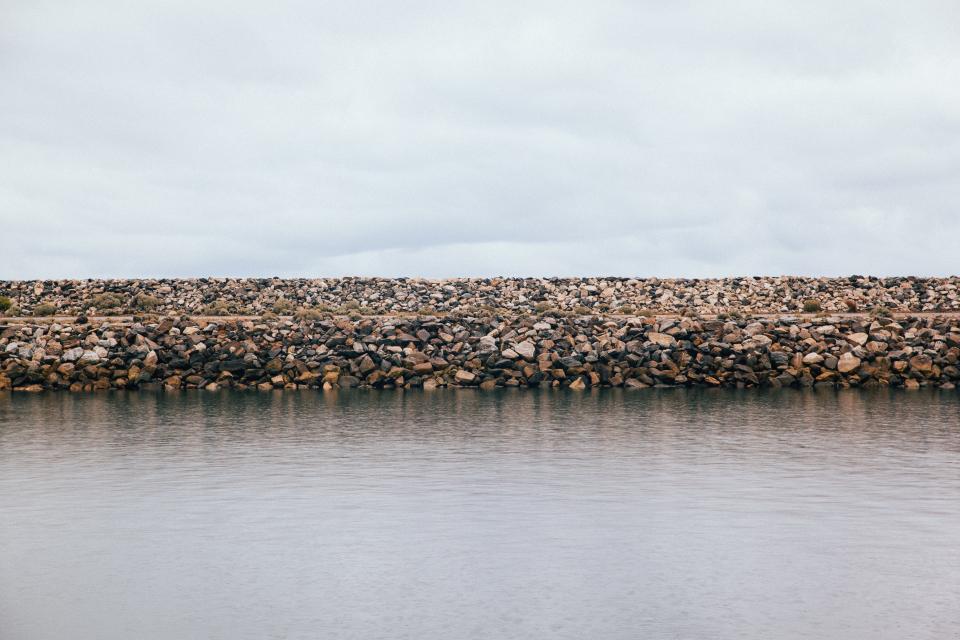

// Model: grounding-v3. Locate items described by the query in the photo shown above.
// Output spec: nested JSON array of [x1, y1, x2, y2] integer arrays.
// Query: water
[[1, 389, 958, 640]]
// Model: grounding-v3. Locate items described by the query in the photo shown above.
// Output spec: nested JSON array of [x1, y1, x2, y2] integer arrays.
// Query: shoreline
[[3, 312, 958, 393]]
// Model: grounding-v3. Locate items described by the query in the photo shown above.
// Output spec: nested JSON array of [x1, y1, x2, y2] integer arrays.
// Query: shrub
[[533, 301, 552, 313], [294, 307, 324, 322], [272, 299, 295, 314], [33, 303, 57, 316], [573, 305, 591, 315], [618, 305, 635, 315], [870, 305, 893, 318], [802, 299, 821, 313], [636, 309, 655, 318], [131, 293, 160, 311], [5, 305, 19, 317], [202, 301, 232, 316], [0, 296, 11, 312], [86, 292, 123, 311], [417, 306, 436, 316], [343, 300, 360, 310]]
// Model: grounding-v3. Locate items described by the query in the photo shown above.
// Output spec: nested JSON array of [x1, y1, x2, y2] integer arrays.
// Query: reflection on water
[[1, 389, 959, 640]]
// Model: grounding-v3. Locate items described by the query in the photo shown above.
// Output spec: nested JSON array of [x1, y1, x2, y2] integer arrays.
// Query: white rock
[[838, 352, 861, 373], [514, 341, 536, 360]]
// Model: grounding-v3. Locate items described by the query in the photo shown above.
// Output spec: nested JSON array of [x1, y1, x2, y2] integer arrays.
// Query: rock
[[357, 354, 376, 374], [413, 362, 434, 375], [478, 336, 498, 354], [802, 352, 824, 365], [568, 377, 586, 390], [647, 332, 676, 347], [837, 352, 861, 373], [909, 354, 933, 373], [847, 333, 869, 346], [455, 369, 477, 384], [514, 341, 536, 360]]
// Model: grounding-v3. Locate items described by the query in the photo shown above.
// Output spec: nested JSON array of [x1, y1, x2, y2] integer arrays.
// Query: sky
[[2, 0, 959, 279]]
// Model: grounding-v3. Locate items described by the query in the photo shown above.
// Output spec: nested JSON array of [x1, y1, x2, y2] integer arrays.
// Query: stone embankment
[[2, 276, 960, 317], [2, 313, 958, 392]]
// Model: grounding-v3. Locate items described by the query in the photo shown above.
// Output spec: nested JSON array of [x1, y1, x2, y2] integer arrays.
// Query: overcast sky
[[2, 1, 958, 278]]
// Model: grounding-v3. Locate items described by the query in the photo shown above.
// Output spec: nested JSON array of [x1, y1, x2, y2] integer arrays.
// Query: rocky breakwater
[[3, 276, 960, 317], [2, 313, 959, 392]]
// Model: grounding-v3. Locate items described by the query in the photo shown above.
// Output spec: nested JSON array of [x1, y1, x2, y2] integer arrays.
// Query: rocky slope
[[2, 276, 960, 317], [3, 313, 958, 392]]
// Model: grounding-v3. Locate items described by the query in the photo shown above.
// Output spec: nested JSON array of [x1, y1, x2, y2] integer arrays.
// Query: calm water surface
[[1, 389, 958, 640]]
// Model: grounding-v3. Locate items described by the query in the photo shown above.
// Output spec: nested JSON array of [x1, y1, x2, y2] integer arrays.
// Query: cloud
[[2, 0, 959, 278]]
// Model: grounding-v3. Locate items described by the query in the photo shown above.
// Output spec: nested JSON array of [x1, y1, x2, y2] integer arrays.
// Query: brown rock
[[647, 332, 676, 347], [909, 354, 933, 374], [837, 352, 861, 373], [455, 369, 477, 384]]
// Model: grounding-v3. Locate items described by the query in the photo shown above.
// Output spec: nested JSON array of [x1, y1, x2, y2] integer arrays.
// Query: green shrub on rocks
[[870, 305, 893, 318], [294, 307, 324, 322], [534, 301, 553, 313], [87, 293, 123, 312], [33, 303, 57, 316], [273, 299, 296, 314], [131, 293, 160, 311], [618, 305, 635, 315], [201, 301, 232, 316], [0, 296, 11, 312], [802, 299, 822, 313]]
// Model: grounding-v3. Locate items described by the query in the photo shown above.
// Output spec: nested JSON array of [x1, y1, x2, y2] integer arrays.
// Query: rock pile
[[2, 314, 958, 392], [2, 276, 960, 317]]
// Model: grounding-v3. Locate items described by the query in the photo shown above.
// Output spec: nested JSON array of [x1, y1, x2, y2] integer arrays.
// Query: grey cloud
[[2, 0, 959, 278]]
